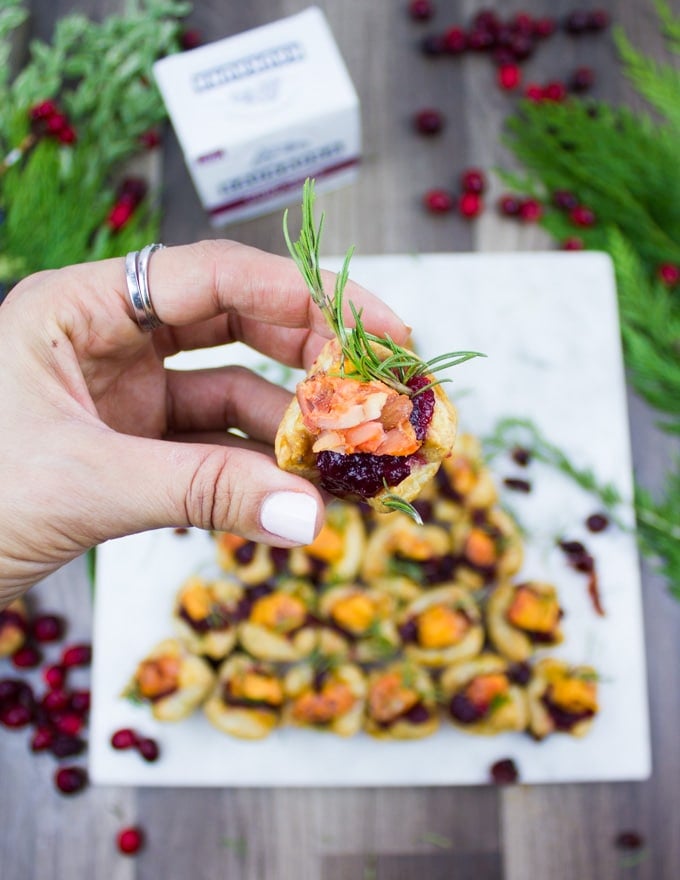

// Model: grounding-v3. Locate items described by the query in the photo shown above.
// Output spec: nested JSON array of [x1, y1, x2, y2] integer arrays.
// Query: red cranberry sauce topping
[[542, 694, 595, 730], [449, 692, 489, 724], [490, 757, 519, 784]]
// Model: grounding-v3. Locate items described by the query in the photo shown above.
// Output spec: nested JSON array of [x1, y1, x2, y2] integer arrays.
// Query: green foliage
[[501, 0, 680, 594]]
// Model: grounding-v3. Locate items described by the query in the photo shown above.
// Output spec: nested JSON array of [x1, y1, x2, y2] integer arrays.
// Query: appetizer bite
[[429, 433, 498, 519], [364, 662, 439, 739], [214, 532, 289, 585], [238, 578, 319, 662], [124, 638, 214, 722], [441, 653, 528, 735], [319, 583, 400, 662], [288, 501, 366, 585], [487, 580, 564, 662], [0, 598, 28, 657], [450, 507, 523, 589], [361, 512, 452, 584], [527, 658, 599, 739], [284, 659, 366, 736], [173, 575, 244, 660], [398, 584, 484, 667], [204, 654, 284, 739], [276, 179, 480, 518]]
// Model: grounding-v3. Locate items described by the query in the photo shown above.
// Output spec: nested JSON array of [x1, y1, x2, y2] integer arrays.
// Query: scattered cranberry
[[524, 83, 544, 101], [118, 826, 145, 855], [53, 713, 84, 737], [570, 205, 596, 227], [408, 0, 434, 21], [511, 446, 531, 466], [569, 66, 595, 93], [423, 189, 454, 214], [588, 10, 610, 31], [32, 614, 65, 643], [460, 168, 485, 194], [503, 477, 531, 493], [420, 34, 446, 56], [57, 126, 77, 145], [492, 47, 515, 67], [173, 527, 189, 536], [564, 10, 591, 35], [498, 194, 522, 216], [473, 10, 500, 32], [43, 666, 66, 695], [458, 192, 483, 219], [137, 737, 160, 763], [658, 263, 680, 287], [55, 766, 88, 795], [413, 108, 445, 135], [0, 678, 23, 703], [0, 703, 33, 729], [562, 237, 585, 250], [519, 199, 543, 222], [442, 26, 467, 54], [31, 726, 55, 752], [107, 201, 134, 232], [111, 728, 139, 750], [511, 12, 534, 35], [533, 17, 556, 38], [509, 33, 534, 61], [50, 734, 86, 759], [139, 129, 161, 149], [498, 63, 521, 91], [61, 643, 92, 668], [180, 28, 202, 50], [615, 830, 645, 851], [543, 81, 567, 102], [70, 690, 91, 715], [467, 29, 495, 52], [553, 190, 579, 211], [12, 645, 42, 669], [490, 757, 519, 784], [586, 513, 609, 533], [29, 100, 58, 120], [46, 113, 68, 134], [42, 689, 70, 713]]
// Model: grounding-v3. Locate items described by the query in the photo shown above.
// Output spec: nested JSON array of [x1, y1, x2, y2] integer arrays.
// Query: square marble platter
[[90, 252, 650, 787]]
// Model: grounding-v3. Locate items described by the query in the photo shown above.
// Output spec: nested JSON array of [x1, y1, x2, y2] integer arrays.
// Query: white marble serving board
[[90, 252, 650, 787]]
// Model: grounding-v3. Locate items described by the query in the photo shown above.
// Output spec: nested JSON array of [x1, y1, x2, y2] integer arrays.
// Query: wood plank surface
[[2, 1, 678, 878]]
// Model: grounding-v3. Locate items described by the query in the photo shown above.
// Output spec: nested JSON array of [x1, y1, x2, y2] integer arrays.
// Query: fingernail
[[260, 492, 318, 545]]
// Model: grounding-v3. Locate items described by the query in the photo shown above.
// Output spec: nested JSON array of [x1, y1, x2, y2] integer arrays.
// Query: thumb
[[89, 433, 324, 547]]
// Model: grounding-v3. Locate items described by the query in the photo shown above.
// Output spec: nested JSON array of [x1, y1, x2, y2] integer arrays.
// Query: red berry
[[111, 728, 139, 750], [615, 830, 645, 851], [519, 199, 543, 222], [570, 205, 596, 227], [544, 81, 567, 102], [562, 237, 585, 251], [443, 27, 467, 54], [31, 726, 55, 752], [511, 13, 534, 35], [0, 703, 32, 729], [467, 29, 495, 51], [70, 690, 91, 715], [472, 10, 500, 33], [490, 758, 519, 784], [29, 100, 58, 120], [0, 678, 23, 703], [569, 66, 595, 93], [588, 10, 610, 31], [408, 0, 434, 21], [139, 129, 161, 149], [492, 47, 516, 67], [498, 194, 522, 217], [119, 177, 148, 205], [54, 713, 84, 737], [564, 10, 590, 34], [586, 513, 609, 533], [413, 108, 445, 135], [118, 826, 145, 855], [51, 734, 86, 759], [524, 83, 544, 102], [55, 766, 88, 795], [180, 28, 202, 50], [32, 614, 65, 643], [107, 201, 134, 231], [553, 190, 579, 211], [460, 168, 485, 194], [46, 113, 68, 134], [42, 689, 70, 713], [458, 192, 483, 219], [12, 645, 42, 669], [43, 664, 67, 690], [57, 126, 77, 145], [533, 17, 556, 38], [61, 643, 92, 668], [423, 189, 454, 214], [658, 263, 680, 287], [137, 737, 160, 763], [498, 64, 521, 91], [509, 33, 534, 61]]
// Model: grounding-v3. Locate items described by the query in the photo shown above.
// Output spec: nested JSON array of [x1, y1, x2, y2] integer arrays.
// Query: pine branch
[[615, 26, 680, 130]]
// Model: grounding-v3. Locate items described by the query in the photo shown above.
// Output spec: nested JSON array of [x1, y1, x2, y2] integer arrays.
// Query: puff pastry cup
[[287, 501, 366, 585], [318, 583, 400, 663], [364, 662, 439, 739], [486, 580, 564, 662], [275, 339, 457, 513], [204, 653, 284, 739], [441, 653, 528, 735], [398, 584, 484, 667], [361, 512, 451, 583], [0, 598, 28, 657], [284, 661, 366, 736], [173, 575, 244, 660], [424, 432, 498, 520], [450, 506, 524, 589], [527, 658, 599, 740], [125, 638, 215, 722], [214, 532, 289, 585]]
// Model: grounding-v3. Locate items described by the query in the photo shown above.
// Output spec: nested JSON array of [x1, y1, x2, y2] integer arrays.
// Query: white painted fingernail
[[260, 492, 318, 545]]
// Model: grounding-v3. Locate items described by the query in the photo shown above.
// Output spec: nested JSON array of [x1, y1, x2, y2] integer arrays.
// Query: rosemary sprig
[[283, 178, 483, 397], [382, 484, 424, 525]]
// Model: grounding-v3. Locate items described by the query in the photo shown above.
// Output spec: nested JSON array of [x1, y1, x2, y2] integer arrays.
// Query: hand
[[0, 240, 409, 603]]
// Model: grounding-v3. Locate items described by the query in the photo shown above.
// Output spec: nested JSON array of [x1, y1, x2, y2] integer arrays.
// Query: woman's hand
[[0, 240, 408, 603]]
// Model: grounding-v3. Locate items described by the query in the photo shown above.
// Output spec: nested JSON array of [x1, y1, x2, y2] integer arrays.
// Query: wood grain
[[2, 1, 678, 878]]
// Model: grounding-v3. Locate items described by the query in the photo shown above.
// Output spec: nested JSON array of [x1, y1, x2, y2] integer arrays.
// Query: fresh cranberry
[[420, 34, 446, 56], [119, 177, 148, 205], [139, 129, 161, 149], [32, 614, 65, 643], [458, 192, 483, 219], [43, 664, 67, 690], [111, 728, 139, 750], [61, 643, 92, 668], [533, 17, 556, 38], [493, 47, 516, 67], [564, 10, 590, 34], [50, 734, 86, 759], [53, 713, 84, 737], [423, 189, 454, 214], [46, 113, 68, 134], [31, 726, 55, 752], [12, 645, 42, 669], [408, 0, 434, 21], [460, 168, 485, 194], [55, 766, 88, 795], [570, 205, 596, 227], [70, 690, 91, 714], [57, 126, 77, 145], [0, 703, 32, 729], [413, 108, 444, 135], [498, 194, 522, 216], [588, 10, 610, 31], [519, 199, 543, 222], [544, 81, 567, 102], [553, 190, 579, 211], [472, 10, 500, 32], [180, 28, 202, 50], [511, 12, 534, 35], [137, 737, 160, 762], [42, 689, 71, 713], [498, 63, 521, 91], [569, 66, 595, 93], [509, 34, 534, 61], [0, 678, 23, 703], [29, 100, 58, 120], [562, 237, 585, 250], [441, 25, 467, 54], [118, 826, 145, 855], [107, 201, 134, 231], [490, 758, 519, 784], [467, 29, 495, 51], [658, 263, 680, 287], [586, 513, 609, 533], [524, 83, 544, 102], [614, 830, 645, 850]]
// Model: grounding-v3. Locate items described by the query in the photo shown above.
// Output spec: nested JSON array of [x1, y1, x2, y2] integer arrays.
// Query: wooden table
[[3, 1, 679, 877]]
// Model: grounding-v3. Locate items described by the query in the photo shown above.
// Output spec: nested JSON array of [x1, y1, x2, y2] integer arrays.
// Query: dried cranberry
[[498, 194, 522, 217], [614, 830, 645, 851], [139, 129, 161, 150], [50, 734, 86, 759], [0, 609, 27, 632], [564, 10, 590, 35], [111, 728, 139, 750], [43, 664, 67, 690], [12, 645, 42, 669], [0, 703, 32, 729], [118, 826, 145, 855], [46, 113, 68, 134], [569, 66, 595, 93], [511, 12, 534, 35], [586, 513, 609, 533], [588, 10, 610, 31], [460, 168, 485, 194], [180, 28, 202, 50], [490, 758, 519, 784], [137, 737, 160, 762], [32, 614, 65, 643], [173, 527, 189, 536], [503, 477, 531, 493], [562, 237, 585, 250], [443, 27, 467, 54], [423, 188, 454, 214], [413, 108, 445, 136], [55, 766, 88, 795], [511, 446, 531, 466], [61, 643, 92, 668], [408, 0, 434, 22], [492, 47, 516, 67], [458, 192, 483, 219], [559, 539, 586, 557]]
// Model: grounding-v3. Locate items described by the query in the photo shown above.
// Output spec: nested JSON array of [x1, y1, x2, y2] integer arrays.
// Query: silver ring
[[125, 243, 165, 331]]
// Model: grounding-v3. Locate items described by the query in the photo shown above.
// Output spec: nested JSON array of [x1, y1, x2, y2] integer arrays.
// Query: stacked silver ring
[[125, 243, 165, 332]]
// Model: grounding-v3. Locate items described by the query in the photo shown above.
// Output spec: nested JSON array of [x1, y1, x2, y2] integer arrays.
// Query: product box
[[153, 7, 361, 226]]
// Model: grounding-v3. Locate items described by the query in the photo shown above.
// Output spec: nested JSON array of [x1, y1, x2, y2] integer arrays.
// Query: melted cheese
[[417, 605, 468, 648], [332, 593, 376, 634]]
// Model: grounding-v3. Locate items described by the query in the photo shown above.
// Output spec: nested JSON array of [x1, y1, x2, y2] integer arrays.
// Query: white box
[[153, 7, 361, 226]]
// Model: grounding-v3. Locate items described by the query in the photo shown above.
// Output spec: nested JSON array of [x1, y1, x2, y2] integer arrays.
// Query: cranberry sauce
[[542, 694, 595, 731], [235, 542, 256, 565], [377, 701, 430, 729], [449, 692, 488, 724], [316, 375, 435, 499]]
